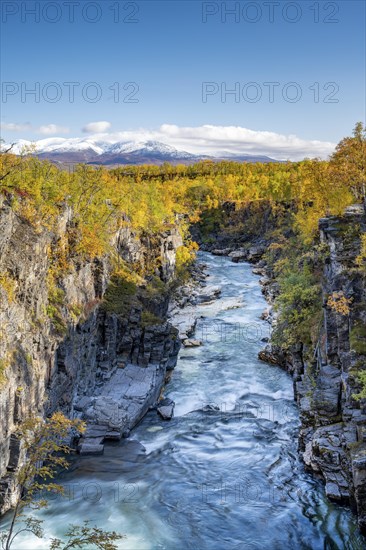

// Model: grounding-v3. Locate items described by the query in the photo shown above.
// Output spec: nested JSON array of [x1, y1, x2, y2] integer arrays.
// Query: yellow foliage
[[294, 208, 322, 244], [0, 124, 363, 284], [327, 291, 352, 315], [0, 352, 14, 385], [357, 234, 366, 268], [112, 258, 144, 286], [268, 242, 285, 251], [73, 225, 106, 259], [176, 242, 198, 270], [0, 271, 17, 302]]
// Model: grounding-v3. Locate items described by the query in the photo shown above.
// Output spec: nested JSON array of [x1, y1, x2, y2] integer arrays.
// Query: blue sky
[[0, 0, 365, 159]]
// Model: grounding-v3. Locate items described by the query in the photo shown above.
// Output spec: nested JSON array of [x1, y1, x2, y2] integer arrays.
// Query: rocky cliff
[[256, 204, 366, 533], [3, 192, 366, 531], [296, 204, 366, 531], [0, 195, 183, 514]]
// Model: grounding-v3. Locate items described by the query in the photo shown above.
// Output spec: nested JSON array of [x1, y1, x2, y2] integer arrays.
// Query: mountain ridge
[[2, 138, 282, 165]]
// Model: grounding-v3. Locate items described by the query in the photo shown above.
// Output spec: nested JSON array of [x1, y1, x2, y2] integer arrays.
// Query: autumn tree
[[0, 413, 123, 550], [0, 143, 25, 189], [329, 122, 366, 201]]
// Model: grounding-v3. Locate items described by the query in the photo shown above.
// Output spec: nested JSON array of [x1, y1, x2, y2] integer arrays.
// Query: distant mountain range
[[3, 138, 280, 165]]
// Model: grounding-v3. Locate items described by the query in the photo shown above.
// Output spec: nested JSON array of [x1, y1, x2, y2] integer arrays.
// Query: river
[[4, 252, 364, 549]]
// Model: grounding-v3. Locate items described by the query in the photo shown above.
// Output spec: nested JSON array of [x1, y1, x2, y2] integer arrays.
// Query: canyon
[[1, 195, 366, 544]]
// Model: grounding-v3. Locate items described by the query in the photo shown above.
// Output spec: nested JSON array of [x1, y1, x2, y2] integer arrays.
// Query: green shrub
[[144, 275, 167, 297], [102, 276, 138, 315], [0, 271, 17, 302], [69, 302, 83, 322], [141, 311, 163, 327], [0, 359, 8, 385], [46, 304, 67, 335], [273, 263, 322, 349], [350, 321, 366, 355], [352, 370, 366, 401], [48, 284, 65, 306]]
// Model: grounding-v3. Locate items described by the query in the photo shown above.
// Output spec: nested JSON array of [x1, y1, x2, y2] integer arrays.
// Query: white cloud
[[2, 123, 337, 160], [0, 122, 69, 136], [156, 124, 336, 160], [0, 122, 32, 132], [82, 121, 111, 133], [81, 124, 336, 160], [38, 124, 69, 135]]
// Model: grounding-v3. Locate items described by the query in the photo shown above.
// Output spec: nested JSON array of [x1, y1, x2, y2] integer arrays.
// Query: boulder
[[196, 285, 221, 303], [258, 344, 286, 366], [260, 307, 271, 321], [201, 404, 220, 412], [252, 267, 266, 276], [247, 246, 266, 262], [78, 443, 104, 456], [157, 398, 175, 420], [74, 396, 92, 413], [212, 248, 232, 256], [183, 339, 202, 347], [228, 249, 248, 263]]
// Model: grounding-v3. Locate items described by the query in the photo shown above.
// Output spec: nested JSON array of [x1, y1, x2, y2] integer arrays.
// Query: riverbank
[[195, 201, 366, 535]]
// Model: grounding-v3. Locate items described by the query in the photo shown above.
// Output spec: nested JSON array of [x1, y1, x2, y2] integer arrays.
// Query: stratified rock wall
[[295, 204, 366, 530], [0, 195, 182, 514]]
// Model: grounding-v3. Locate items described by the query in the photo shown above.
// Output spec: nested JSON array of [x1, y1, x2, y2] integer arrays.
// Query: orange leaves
[[327, 291, 352, 316], [73, 224, 106, 259]]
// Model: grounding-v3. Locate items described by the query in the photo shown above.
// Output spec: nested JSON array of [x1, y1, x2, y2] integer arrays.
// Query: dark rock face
[[255, 203, 366, 530], [229, 249, 248, 263], [0, 196, 182, 514], [193, 200, 295, 256], [114, 225, 183, 283], [258, 344, 286, 367], [195, 285, 221, 303], [292, 204, 366, 531]]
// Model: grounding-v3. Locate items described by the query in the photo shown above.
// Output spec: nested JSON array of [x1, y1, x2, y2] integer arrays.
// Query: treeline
[[0, 123, 365, 265], [0, 123, 366, 390]]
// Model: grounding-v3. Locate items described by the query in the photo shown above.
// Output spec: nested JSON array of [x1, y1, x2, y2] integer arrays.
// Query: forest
[[0, 122, 365, 365]]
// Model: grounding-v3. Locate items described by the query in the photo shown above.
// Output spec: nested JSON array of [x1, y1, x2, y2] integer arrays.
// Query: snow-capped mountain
[[7, 137, 105, 155], [106, 140, 193, 159], [3, 137, 278, 165], [5, 138, 193, 157]]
